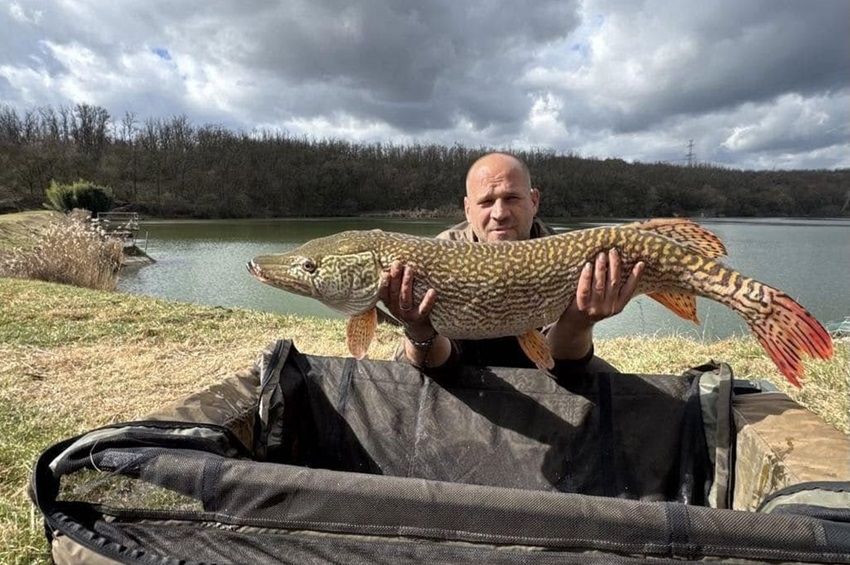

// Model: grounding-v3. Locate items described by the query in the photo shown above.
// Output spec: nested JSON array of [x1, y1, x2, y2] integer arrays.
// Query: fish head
[[248, 232, 382, 316]]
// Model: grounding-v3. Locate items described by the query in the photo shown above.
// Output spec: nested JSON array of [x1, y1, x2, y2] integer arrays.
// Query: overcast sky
[[2, 0, 848, 170]]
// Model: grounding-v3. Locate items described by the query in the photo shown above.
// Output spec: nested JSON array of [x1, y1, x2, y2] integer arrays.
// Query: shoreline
[[3, 208, 850, 222]]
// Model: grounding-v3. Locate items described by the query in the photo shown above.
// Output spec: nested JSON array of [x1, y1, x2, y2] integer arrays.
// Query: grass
[[0, 211, 59, 252], [0, 277, 847, 562]]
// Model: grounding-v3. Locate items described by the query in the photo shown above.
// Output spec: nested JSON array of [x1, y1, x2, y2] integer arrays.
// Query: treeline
[[1, 103, 847, 218]]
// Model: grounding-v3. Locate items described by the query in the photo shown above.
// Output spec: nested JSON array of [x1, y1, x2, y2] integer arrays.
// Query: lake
[[119, 217, 850, 340]]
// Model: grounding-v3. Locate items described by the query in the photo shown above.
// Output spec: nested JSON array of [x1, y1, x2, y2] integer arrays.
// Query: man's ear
[[463, 196, 471, 220], [530, 187, 540, 213]]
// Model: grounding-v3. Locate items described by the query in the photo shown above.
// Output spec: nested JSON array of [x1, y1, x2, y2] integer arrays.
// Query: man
[[379, 152, 644, 372]]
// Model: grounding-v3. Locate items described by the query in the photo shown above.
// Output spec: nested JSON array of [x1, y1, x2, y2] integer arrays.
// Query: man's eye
[[302, 259, 317, 273]]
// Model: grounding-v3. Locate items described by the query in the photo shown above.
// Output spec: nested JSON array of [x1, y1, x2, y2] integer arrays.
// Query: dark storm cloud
[[0, 0, 847, 169], [206, 0, 580, 130], [633, 7, 847, 131], [546, 0, 850, 131]]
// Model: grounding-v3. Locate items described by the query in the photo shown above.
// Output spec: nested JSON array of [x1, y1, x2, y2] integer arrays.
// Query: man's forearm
[[547, 321, 594, 361], [404, 334, 453, 368]]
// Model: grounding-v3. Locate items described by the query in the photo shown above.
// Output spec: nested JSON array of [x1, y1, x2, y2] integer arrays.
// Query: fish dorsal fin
[[647, 291, 699, 323], [626, 218, 726, 258]]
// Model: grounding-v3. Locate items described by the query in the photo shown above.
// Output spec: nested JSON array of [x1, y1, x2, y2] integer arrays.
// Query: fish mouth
[[247, 257, 313, 295], [246, 260, 269, 283]]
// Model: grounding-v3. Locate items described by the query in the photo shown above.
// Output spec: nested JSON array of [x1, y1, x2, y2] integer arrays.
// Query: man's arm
[[548, 248, 644, 360], [379, 261, 453, 368]]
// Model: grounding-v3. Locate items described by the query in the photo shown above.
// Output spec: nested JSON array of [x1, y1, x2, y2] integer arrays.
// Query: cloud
[[528, 0, 849, 128], [8, 2, 44, 25], [0, 0, 847, 170], [720, 93, 849, 154]]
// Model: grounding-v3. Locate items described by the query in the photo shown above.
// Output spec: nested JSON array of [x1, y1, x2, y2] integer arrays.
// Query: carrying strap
[[30, 430, 223, 565], [684, 361, 736, 509], [256, 339, 294, 459], [759, 481, 850, 521]]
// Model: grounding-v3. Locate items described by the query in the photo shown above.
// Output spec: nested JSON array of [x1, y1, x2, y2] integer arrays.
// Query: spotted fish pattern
[[248, 219, 832, 387]]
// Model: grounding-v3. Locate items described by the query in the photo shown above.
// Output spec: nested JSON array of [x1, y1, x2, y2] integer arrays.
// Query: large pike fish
[[247, 219, 832, 387]]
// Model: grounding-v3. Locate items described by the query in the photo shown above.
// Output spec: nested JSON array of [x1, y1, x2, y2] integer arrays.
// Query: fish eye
[[301, 259, 317, 273]]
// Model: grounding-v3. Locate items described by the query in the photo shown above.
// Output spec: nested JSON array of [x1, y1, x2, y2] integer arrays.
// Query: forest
[[1, 103, 847, 218]]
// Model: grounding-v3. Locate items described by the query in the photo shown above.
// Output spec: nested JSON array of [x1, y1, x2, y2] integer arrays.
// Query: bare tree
[[0, 106, 21, 144], [39, 106, 60, 143], [72, 103, 110, 158]]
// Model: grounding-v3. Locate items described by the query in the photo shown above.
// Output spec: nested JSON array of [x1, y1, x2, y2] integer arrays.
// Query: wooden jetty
[[93, 212, 155, 267]]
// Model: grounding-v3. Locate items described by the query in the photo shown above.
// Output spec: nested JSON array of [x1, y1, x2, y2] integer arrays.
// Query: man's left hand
[[565, 248, 644, 327], [546, 248, 644, 362]]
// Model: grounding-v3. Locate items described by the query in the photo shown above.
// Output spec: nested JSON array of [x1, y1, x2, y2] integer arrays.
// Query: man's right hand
[[378, 260, 438, 340], [379, 260, 452, 369]]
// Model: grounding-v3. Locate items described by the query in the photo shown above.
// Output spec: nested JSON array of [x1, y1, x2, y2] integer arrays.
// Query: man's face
[[464, 157, 540, 242]]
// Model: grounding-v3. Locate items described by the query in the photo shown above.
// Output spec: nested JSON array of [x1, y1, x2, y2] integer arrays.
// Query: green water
[[119, 217, 850, 339]]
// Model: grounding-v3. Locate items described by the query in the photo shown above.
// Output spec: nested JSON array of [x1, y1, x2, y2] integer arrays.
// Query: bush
[[0, 213, 123, 290], [45, 180, 114, 215]]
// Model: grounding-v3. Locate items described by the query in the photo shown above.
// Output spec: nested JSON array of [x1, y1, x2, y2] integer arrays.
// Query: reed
[[0, 212, 123, 291]]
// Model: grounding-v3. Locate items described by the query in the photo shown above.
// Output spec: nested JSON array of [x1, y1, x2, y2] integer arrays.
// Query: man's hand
[[380, 261, 451, 368], [378, 260, 437, 340], [569, 248, 645, 326], [548, 249, 644, 361]]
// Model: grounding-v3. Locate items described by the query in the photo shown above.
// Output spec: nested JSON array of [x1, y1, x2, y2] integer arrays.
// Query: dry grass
[[596, 335, 849, 433], [0, 210, 60, 252], [0, 277, 847, 563], [0, 211, 123, 291]]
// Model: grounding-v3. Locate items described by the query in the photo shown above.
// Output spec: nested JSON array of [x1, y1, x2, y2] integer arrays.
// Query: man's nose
[[491, 199, 509, 219]]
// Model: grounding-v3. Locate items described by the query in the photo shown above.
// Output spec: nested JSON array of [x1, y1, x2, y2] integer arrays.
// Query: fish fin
[[647, 291, 700, 323], [346, 308, 377, 359], [746, 290, 833, 388], [627, 218, 727, 258], [517, 329, 555, 371]]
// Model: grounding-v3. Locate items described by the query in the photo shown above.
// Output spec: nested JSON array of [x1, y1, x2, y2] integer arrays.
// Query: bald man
[[379, 152, 644, 373]]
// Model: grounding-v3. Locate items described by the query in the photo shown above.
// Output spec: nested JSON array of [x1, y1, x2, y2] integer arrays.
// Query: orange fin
[[647, 291, 699, 323], [346, 308, 377, 359], [747, 290, 833, 388], [627, 218, 726, 258], [517, 329, 554, 371]]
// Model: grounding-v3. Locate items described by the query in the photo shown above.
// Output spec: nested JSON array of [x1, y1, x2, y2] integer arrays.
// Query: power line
[[686, 139, 695, 167]]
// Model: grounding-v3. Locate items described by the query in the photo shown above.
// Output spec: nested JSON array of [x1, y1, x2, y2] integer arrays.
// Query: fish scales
[[377, 228, 622, 338], [324, 231, 586, 329], [257, 226, 690, 338], [249, 219, 832, 386]]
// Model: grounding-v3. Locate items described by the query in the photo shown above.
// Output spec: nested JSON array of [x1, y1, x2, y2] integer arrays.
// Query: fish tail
[[729, 279, 833, 387]]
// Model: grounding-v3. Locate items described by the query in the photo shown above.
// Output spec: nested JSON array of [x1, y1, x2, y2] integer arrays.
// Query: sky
[[2, 0, 848, 170]]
